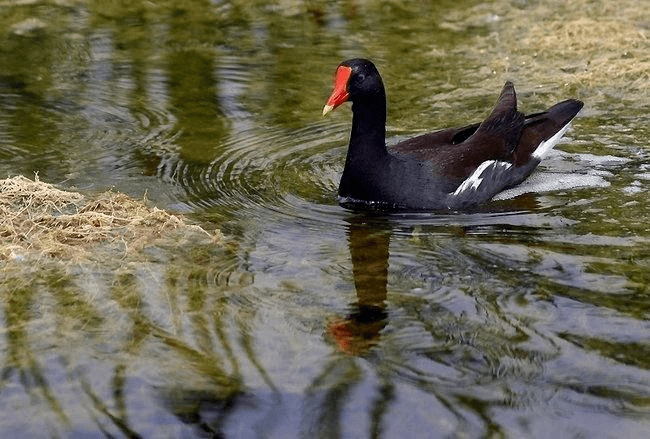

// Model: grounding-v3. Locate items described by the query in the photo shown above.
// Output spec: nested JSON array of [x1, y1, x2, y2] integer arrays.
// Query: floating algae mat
[[0, 174, 222, 268]]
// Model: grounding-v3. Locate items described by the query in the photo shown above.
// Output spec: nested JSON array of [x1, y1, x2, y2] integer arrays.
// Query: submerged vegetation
[[0, 176, 245, 436]]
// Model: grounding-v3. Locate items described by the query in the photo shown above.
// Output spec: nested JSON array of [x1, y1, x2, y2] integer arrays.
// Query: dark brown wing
[[390, 82, 525, 182], [389, 122, 481, 157]]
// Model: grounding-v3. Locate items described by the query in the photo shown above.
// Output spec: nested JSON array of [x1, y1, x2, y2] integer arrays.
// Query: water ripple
[[165, 121, 350, 227]]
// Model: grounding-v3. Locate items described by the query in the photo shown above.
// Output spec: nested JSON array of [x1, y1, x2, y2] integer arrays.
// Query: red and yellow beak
[[322, 65, 352, 116]]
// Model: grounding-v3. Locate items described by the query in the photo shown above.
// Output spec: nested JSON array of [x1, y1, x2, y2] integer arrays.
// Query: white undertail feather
[[453, 160, 512, 196], [532, 123, 571, 159], [452, 123, 572, 197]]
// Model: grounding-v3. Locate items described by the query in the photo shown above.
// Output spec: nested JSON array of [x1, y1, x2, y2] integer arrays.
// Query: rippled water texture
[[0, 0, 649, 437]]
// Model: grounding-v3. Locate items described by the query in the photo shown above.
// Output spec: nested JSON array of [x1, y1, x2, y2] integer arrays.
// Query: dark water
[[1, 0, 649, 437]]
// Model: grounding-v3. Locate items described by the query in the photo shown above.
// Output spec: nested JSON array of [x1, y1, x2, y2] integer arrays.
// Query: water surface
[[0, 0, 649, 437]]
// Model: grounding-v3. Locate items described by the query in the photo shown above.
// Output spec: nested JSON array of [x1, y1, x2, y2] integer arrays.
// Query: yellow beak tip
[[322, 104, 334, 117]]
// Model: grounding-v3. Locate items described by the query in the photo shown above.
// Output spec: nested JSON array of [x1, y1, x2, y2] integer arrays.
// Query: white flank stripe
[[453, 160, 511, 196], [532, 123, 571, 159]]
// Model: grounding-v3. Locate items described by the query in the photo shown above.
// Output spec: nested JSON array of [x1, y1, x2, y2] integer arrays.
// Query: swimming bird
[[323, 58, 583, 210]]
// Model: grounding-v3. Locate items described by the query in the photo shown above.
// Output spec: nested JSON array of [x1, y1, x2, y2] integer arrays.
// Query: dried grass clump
[[0, 175, 217, 262], [517, 16, 649, 92], [441, 0, 650, 96]]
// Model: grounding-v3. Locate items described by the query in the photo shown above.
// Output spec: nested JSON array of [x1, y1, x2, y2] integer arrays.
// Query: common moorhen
[[323, 58, 584, 210]]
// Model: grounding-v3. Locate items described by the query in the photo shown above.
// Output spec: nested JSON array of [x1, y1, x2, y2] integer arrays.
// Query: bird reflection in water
[[327, 215, 390, 355]]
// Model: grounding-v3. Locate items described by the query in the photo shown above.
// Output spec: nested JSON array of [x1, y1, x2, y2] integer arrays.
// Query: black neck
[[339, 87, 390, 200], [347, 95, 388, 162]]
